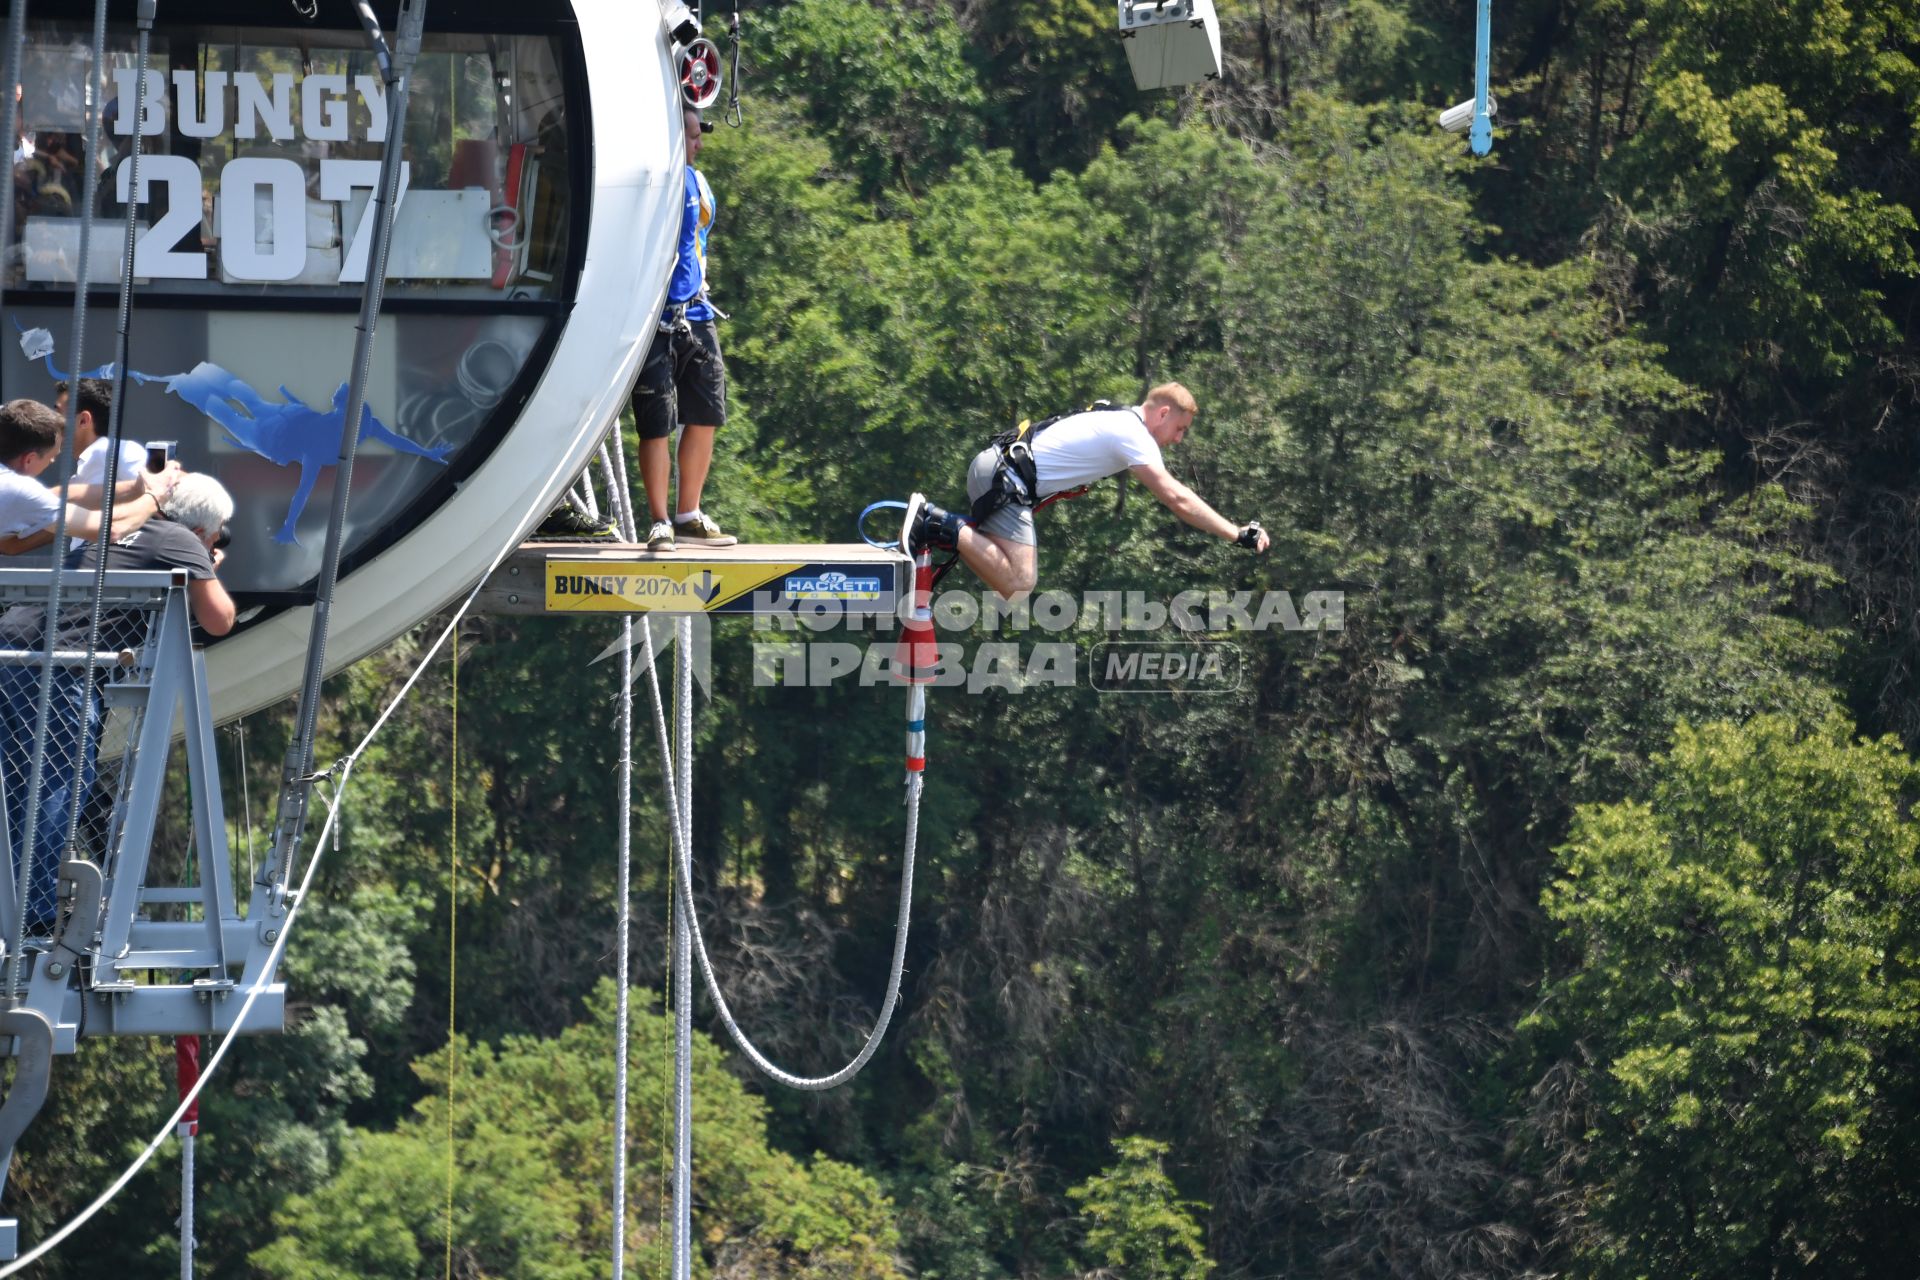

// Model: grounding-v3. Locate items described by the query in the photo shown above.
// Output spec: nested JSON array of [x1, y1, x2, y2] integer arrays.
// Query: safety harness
[[659, 289, 729, 336], [917, 403, 1107, 588], [918, 400, 1265, 585], [967, 400, 1114, 527]]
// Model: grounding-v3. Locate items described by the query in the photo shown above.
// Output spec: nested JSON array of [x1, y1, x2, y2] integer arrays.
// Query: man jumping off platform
[[908, 383, 1270, 600]]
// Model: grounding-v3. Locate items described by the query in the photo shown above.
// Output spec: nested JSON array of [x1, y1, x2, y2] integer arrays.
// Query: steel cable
[[7, 0, 111, 1002], [66, 0, 158, 858]]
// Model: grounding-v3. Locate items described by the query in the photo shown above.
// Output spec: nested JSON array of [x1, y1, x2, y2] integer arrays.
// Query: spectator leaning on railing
[[0, 467, 237, 934], [82, 470, 237, 640]]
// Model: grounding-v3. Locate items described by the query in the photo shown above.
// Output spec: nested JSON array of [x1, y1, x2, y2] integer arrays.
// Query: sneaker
[[673, 511, 737, 547], [647, 519, 676, 552], [900, 492, 926, 552], [530, 499, 619, 542], [909, 496, 964, 553]]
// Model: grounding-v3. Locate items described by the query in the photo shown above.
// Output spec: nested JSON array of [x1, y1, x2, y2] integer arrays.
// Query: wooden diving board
[[475, 541, 913, 616]]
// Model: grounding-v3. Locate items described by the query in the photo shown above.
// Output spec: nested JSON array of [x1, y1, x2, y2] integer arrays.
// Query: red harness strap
[[1033, 485, 1091, 513]]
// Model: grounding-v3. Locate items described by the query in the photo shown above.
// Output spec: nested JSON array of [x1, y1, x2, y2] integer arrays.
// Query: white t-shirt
[[68, 439, 150, 553], [76, 438, 147, 486], [0, 463, 61, 538], [1031, 406, 1165, 494]]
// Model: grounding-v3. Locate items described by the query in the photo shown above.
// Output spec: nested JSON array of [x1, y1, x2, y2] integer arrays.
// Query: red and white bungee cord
[[635, 545, 933, 1092]]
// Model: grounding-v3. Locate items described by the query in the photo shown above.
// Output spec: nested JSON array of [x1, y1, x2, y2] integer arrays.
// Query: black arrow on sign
[[692, 570, 721, 604]]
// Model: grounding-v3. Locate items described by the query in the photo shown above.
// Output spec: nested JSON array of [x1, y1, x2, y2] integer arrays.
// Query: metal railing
[[0, 567, 284, 1045]]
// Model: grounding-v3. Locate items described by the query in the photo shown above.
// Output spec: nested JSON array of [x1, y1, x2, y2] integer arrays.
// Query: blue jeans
[[1, 664, 100, 932]]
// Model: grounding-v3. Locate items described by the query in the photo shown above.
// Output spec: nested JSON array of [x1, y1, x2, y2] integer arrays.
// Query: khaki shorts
[[965, 447, 1036, 546]]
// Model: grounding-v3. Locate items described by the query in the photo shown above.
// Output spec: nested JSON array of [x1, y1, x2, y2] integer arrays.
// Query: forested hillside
[[23, 1, 1920, 1276]]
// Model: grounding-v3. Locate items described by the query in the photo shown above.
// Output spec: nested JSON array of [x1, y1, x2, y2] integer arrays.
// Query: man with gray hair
[[81, 470, 237, 639]]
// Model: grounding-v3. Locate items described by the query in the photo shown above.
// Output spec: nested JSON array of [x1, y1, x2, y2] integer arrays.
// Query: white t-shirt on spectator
[[68, 439, 149, 553], [1031, 406, 1165, 495], [76, 438, 146, 487], [0, 463, 61, 538]]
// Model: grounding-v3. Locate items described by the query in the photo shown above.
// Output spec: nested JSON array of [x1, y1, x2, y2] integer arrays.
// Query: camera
[[212, 526, 231, 552], [1439, 96, 1497, 135], [661, 0, 701, 47], [145, 440, 176, 472]]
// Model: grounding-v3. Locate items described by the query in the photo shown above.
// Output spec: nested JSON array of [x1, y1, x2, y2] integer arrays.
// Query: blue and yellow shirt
[[667, 164, 716, 322]]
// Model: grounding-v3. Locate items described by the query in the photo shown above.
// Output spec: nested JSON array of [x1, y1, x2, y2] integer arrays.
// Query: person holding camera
[[0, 380, 178, 558], [76, 469, 236, 641], [56, 377, 166, 502]]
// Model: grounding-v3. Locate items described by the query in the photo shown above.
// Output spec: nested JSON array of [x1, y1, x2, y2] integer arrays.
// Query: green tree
[[1068, 1137, 1214, 1279], [753, 0, 986, 200], [1530, 714, 1920, 1276], [253, 981, 902, 1279], [1604, 0, 1920, 395]]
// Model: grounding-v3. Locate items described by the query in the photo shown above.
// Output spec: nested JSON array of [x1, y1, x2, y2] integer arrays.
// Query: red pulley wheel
[[679, 38, 723, 110]]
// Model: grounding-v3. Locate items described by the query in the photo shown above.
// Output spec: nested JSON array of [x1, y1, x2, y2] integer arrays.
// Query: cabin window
[[2, 16, 585, 599], [9, 23, 573, 298]]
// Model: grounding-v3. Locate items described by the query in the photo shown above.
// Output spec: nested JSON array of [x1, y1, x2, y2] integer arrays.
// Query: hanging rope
[[233, 723, 256, 885], [660, 852, 673, 1259], [671, 616, 693, 1279], [723, 4, 744, 128], [261, 0, 427, 948], [444, 629, 459, 1280], [631, 548, 933, 1092], [602, 435, 638, 1280]]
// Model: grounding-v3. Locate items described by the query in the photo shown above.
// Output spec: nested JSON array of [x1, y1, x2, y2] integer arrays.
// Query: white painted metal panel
[[1117, 0, 1223, 90]]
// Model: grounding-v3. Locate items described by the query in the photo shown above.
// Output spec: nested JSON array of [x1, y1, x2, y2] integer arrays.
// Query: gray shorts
[[965, 447, 1036, 546]]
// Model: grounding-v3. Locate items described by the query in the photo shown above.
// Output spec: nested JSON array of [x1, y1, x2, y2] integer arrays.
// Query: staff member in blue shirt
[[631, 106, 735, 552]]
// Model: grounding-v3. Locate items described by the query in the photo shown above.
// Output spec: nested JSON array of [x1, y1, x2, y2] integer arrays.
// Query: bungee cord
[[629, 546, 930, 1093]]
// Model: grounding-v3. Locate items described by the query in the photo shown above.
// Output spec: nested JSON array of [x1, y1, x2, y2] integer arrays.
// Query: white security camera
[[661, 0, 701, 48], [1439, 95, 1497, 134]]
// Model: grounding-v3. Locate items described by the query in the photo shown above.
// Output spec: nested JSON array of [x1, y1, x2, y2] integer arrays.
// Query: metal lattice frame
[[0, 569, 287, 1240]]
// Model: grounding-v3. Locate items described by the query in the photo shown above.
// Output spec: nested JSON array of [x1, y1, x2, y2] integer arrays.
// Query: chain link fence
[[1, 597, 153, 938]]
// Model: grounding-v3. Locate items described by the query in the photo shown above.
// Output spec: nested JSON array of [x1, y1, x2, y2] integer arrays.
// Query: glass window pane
[[8, 21, 571, 299]]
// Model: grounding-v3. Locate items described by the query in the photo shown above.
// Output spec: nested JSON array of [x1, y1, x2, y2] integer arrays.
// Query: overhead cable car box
[[1117, 0, 1222, 91]]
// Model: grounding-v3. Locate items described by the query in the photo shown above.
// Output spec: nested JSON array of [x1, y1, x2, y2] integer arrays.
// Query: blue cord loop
[[859, 500, 911, 549]]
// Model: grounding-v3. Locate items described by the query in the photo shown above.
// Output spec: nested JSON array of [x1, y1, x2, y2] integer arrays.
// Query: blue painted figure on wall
[[16, 323, 451, 544]]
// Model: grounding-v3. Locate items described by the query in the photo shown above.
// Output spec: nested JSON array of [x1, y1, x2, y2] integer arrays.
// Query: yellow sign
[[544, 560, 804, 613]]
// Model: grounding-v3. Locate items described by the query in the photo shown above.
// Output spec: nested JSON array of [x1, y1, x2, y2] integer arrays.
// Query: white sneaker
[[647, 520, 676, 552], [901, 493, 926, 553], [673, 511, 737, 547]]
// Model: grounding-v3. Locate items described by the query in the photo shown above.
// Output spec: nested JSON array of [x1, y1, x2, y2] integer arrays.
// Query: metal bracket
[[43, 858, 103, 979], [0, 1006, 54, 1209]]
